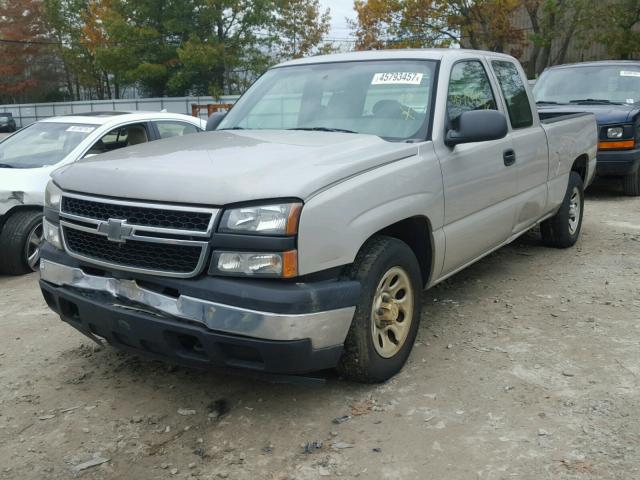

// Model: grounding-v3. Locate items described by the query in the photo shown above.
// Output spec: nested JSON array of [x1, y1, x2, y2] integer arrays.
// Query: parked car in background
[[39, 49, 596, 382], [0, 111, 206, 275], [534, 61, 640, 195], [0, 113, 16, 132]]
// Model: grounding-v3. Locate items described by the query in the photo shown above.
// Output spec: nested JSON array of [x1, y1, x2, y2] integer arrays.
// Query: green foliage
[[273, 0, 332, 59], [591, 0, 640, 60], [31, 0, 334, 100]]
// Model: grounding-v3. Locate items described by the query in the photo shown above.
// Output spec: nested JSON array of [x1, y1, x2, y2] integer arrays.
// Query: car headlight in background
[[607, 126, 624, 139], [219, 202, 302, 236], [211, 250, 297, 278], [44, 181, 62, 210], [43, 218, 62, 250]]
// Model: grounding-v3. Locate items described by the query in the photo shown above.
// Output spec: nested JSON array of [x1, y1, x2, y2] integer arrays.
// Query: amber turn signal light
[[282, 250, 298, 278], [598, 140, 635, 150]]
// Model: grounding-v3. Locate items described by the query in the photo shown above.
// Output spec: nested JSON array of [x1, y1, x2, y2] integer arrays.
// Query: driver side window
[[447, 61, 497, 127], [84, 123, 149, 157]]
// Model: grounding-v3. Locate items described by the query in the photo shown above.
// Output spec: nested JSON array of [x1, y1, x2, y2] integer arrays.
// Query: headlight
[[43, 218, 62, 250], [219, 202, 302, 236], [607, 126, 624, 139], [211, 250, 297, 278], [44, 181, 62, 210]]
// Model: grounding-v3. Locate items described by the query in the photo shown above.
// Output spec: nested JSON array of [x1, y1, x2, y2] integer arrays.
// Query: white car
[[0, 111, 206, 274]]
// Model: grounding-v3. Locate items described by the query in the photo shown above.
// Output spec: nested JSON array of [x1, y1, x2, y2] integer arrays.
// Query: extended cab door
[[435, 59, 519, 275], [489, 59, 549, 233]]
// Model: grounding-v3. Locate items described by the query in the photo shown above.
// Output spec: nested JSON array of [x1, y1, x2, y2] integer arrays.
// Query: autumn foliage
[[0, 0, 52, 102], [351, 0, 524, 55]]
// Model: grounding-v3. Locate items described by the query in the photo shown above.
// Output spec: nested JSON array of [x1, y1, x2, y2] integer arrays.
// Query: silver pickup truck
[[39, 50, 597, 382]]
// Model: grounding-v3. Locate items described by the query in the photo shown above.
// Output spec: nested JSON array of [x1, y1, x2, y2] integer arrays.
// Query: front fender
[[297, 144, 444, 276]]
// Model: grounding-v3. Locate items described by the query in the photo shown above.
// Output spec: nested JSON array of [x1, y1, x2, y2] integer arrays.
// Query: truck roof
[[276, 48, 517, 68]]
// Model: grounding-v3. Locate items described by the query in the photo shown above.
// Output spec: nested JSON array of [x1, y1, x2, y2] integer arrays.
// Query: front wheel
[[338, 236, 422, 383], [622, 169, 640, 196], [541, 171, 584, 248], [0, 211, 44, 275]]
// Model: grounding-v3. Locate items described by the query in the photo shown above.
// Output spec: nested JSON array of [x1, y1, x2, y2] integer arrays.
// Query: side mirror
[[445, 110, 508, 147], [206, 112, 227, 131]]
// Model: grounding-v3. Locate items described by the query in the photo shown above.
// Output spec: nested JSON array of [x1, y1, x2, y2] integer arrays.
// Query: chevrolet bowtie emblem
[[97, 218, 133, 243]]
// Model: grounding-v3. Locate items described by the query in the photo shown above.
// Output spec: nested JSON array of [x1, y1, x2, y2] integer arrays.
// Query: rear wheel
[[622, 169, 640, 196], [0, 211, 44, 275], [541, 171, 584, 248], [338, 235, 422, 383]]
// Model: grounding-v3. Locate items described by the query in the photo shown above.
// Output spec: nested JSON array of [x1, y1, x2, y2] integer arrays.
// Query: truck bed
[[539, 110, 598, 203]]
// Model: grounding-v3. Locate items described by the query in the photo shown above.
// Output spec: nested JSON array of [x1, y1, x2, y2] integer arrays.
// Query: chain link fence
[[0, 96, 240, 129]]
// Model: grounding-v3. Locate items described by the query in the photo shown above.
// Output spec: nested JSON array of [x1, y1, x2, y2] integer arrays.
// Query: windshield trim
[[219, 59, 440, 143]]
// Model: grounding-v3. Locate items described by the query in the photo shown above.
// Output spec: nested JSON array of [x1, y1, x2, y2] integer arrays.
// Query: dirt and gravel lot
[[0, 181, 638, 480]]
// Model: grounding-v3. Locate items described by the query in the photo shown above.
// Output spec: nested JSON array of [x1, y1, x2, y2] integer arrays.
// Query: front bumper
[[40, 259, 358, 374], [596, 148, 640, 176]]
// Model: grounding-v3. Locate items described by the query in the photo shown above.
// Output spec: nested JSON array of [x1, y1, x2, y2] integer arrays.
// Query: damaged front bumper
[[39, 258, 359, 374]]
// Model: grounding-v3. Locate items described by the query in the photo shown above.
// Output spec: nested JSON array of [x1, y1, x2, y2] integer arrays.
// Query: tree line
[[0, 0, 332, 103]]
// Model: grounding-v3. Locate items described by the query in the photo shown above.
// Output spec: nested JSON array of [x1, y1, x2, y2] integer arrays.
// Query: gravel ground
[[1, 180, 639, 480]]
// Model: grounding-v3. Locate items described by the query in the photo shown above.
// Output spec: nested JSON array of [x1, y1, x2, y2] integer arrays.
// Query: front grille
[[63, 227, 203, 274], [61, 196, 212, 232]]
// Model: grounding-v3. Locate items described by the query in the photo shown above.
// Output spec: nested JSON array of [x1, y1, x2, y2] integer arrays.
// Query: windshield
[[219, 60, 437, 141], [0, 122, 95, 168], [534, 65, 640, 105]]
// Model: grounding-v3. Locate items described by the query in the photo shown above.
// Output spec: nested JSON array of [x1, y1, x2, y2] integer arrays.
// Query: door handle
[[503, 149, 516, 166]]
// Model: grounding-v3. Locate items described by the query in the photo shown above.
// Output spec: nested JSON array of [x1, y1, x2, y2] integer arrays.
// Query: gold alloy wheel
[[371, 266, 414, 358]]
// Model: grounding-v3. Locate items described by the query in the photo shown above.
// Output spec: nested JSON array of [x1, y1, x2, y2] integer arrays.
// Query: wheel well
[[571, 155, 588, 183], [377, 216, 432, 287], [0, 205, 42, 231]]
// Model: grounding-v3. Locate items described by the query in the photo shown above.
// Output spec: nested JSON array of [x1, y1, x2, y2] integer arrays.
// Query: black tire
[[622, 170, 640, 196], [0, 210, 44, 275], [541, 171, 584, 248], [338, 235, 422, 383]]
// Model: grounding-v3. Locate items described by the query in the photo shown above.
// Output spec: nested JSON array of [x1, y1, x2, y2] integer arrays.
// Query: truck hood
[[52, 130, 420, 205], [537, 103, 640, 124]]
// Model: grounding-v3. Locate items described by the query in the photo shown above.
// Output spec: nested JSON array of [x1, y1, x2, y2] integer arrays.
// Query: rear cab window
[[491, 60, 533, 129]]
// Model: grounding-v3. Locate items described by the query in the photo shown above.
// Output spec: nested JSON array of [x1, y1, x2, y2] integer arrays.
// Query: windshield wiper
[[0, 163, 15, 168], [218, 126, 244, 130], [288, 127, 358, 134], [569, 99, 623, 105], [536, 100, 563, 105]]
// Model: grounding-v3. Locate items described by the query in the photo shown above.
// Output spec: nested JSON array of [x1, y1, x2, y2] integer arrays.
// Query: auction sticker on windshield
[[372, 72, 424, 85], [66, 126, 95, 133]]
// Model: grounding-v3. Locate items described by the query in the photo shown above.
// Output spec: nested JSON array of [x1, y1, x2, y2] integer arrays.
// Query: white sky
[[319, 0, 357, 40]]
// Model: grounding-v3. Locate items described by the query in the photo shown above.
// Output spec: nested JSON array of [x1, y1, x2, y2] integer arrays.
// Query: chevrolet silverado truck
[[534, 61, 640, 195], [38, 50, 597, 383]]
